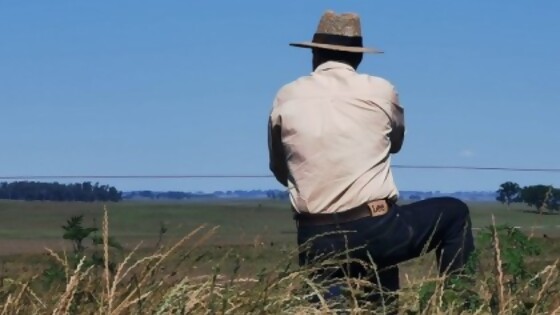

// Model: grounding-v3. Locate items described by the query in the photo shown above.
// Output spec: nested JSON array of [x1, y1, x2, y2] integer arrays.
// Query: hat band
[[312, 33, 363, 48]]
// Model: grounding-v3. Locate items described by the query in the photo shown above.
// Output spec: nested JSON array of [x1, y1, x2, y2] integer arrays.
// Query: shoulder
[[273, 74, 314, 103], [270, 74, 316, 117], [361, 73, 397, 93], [357, 72, 401, 105]]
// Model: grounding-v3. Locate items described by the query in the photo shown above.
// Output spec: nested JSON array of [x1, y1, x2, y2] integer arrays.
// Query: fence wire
[[1, 164, 559, 180]]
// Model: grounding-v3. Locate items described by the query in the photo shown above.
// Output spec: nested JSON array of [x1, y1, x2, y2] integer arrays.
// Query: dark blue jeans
[[296, 197, 475, 307]]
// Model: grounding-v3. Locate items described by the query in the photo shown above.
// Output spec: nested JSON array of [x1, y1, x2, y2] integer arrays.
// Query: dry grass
[[0, 206, 559, 315], [492, 214, 506, 313]]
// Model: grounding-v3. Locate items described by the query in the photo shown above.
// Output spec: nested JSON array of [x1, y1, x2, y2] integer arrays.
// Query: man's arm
[[268, 115, 289, 187], [389, 87, 405, 154]]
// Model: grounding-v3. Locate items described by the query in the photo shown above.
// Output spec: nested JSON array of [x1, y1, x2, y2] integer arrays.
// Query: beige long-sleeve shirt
[[268, 61, 405, 214]]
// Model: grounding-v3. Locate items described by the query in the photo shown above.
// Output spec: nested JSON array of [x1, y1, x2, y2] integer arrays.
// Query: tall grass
[[0, 206, 559, 314]]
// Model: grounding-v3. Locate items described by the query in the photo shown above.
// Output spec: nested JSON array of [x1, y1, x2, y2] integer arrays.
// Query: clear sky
[[1, 1, 559, 193]]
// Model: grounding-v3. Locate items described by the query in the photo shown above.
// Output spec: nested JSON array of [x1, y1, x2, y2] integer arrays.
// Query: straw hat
[[290, 10, 382, 54]]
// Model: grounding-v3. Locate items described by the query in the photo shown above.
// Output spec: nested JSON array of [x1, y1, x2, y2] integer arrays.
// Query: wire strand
[[392, 165, 560, 172], [1, 164, 559, 180]]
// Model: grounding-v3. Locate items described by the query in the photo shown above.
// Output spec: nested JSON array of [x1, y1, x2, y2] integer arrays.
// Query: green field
[[0, 199, 559, 255], [0, 201, 560, 253], [0, 200, 293, 254], [1, 199, 559, 314]]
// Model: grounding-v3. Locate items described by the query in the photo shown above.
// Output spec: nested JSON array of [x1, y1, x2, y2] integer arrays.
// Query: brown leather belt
[[294, 199, 392, 227]]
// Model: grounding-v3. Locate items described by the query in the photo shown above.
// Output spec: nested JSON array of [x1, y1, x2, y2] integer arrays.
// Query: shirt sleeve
[[389, 87, 405, 154], [267, 105, 289, 187]]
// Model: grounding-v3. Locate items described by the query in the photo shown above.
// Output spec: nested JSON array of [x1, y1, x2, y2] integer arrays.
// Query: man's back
[[268, 61, 405, 214]]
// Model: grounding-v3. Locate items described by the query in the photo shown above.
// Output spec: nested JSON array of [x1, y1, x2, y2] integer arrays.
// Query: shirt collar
[[314, 61, 355, 73]]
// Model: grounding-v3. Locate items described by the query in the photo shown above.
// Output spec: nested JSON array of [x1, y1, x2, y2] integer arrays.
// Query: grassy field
[[1, 199, 559, 283], [0, 199, 559, 314], [0, 199, 559, 253], [0, 199, 294, 254], [1, 199, 559, 272]]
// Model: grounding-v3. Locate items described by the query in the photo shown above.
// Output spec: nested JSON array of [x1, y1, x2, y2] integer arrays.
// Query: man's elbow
[[270, 163, 288, 187], [389, 130, 405, 154], [274, 173, 288, 187], [276, 175, 288, 187], [390, 141, 403, 154]]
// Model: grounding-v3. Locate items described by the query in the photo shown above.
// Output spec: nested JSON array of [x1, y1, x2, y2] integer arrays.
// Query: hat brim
[[289, 42, 383, 54]]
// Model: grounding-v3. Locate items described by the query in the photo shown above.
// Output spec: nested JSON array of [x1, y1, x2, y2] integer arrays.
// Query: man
[[267, 10, 475, 309]]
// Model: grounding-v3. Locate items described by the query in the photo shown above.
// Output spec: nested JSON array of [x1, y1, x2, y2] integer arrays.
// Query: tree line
[[266, 190, 290, 200], [0, 181, 122, 202], [496, 181, 560, 213]]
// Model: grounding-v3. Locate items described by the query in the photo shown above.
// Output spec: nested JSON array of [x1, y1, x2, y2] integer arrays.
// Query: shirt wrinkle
[[269, 61, 405, 214]]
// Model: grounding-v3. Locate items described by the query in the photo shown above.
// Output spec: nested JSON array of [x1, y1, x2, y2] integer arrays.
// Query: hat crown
[[288, 10, 382, 54], [315, 10, 362, 37]]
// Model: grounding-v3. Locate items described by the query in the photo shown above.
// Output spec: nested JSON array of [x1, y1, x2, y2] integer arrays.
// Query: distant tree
[[0, 181, 122, 202], [496, 181, 522, 208], [520, 185, 556, 214], [544, 187, 560, 213], [408, 194, 422, 201], [108, 187, 121, 202], [138, 190, 155, 199], [266, 190, 276, 199], [0, 182, 7, 199], [82, 182, 94, 202]]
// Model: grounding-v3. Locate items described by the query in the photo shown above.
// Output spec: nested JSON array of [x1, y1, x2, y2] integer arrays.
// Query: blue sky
[[1, 1, 559, 193]]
